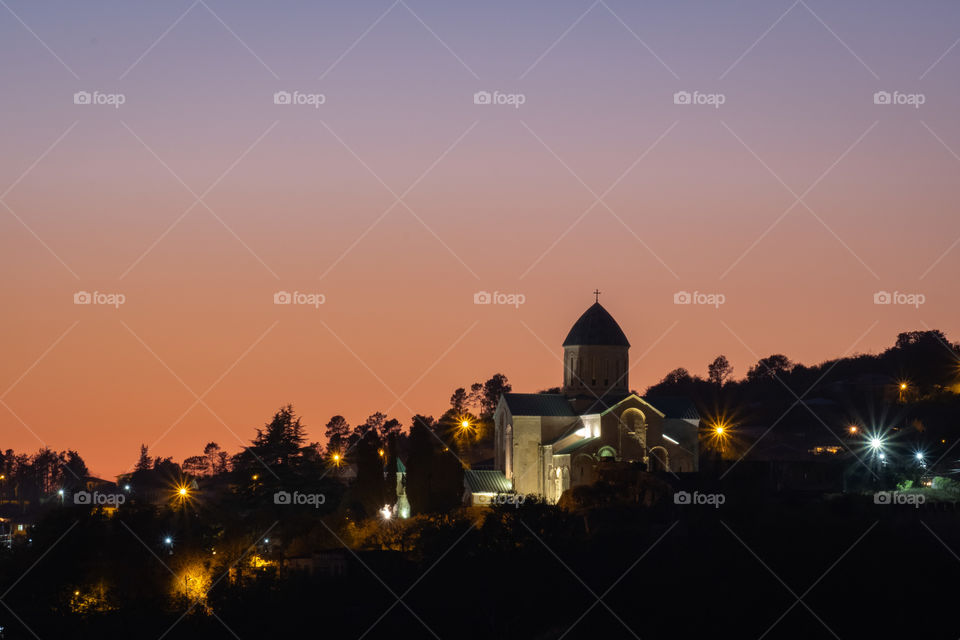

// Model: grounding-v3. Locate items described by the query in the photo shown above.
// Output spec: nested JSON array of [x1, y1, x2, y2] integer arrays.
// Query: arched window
[[621, 408, 647, 449], [648, 446, 669, 472]]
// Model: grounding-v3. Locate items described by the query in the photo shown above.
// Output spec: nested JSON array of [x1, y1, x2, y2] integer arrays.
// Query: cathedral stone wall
[[511, 416, 543, 495], [662, 418, 699, 473]]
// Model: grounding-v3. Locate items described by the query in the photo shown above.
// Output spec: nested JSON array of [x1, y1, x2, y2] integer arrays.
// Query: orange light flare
[[171, 481, 195, 506], [454, 415, 476, 439], [702, 415, 736, 457]]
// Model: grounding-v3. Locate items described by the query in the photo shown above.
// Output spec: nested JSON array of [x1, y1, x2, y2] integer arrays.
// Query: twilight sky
[[2, 0, 959, 477]]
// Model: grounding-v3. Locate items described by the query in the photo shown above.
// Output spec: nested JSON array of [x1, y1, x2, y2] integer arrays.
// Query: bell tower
[[561, 293, 630, 398]]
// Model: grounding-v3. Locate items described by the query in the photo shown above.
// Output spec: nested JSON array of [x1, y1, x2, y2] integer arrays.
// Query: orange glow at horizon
[[1, 2, 958, 479]]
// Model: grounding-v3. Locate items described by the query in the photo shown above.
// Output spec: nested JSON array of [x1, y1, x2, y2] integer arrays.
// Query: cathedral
[[490, 298, 700, 504]]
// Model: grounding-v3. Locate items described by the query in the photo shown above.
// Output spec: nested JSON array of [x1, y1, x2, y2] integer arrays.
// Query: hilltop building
[[490, 298, 700, 503]]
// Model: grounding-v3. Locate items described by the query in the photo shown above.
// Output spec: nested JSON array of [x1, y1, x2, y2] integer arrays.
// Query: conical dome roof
[[562, 302, 630, 347]]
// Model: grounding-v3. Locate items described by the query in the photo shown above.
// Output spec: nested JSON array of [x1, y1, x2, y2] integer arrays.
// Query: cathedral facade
[[492, 300, 699, 503]]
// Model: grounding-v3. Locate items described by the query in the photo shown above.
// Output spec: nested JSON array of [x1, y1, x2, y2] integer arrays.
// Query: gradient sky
[[2, 0, 959, 477]]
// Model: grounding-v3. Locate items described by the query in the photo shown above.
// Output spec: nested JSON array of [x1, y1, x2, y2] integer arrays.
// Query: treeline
[[0, 448, 89, 509], [645, 329, 960, 437]]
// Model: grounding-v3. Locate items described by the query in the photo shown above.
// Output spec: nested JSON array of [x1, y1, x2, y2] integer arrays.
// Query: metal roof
[[562, 302, 630, 347], [502, 393, 575, 417], [645, 396, 700, 420], [463, 470, 513, 494], [555, 437, 598, 455]]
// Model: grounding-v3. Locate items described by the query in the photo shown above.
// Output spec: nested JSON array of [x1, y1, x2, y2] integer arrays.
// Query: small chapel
[[489, 295, 700, 504]]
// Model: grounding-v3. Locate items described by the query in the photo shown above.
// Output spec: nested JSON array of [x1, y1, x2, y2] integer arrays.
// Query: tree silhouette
[[134, 444, 152, 472], [480, 373, 512, 418], [746, 354, 793, 381], [324, 415, 350, 455], [707, 355, 733, 386]]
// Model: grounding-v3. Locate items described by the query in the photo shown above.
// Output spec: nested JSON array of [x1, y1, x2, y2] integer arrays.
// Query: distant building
[[463, 469, 514, 506], [492, 299, 700, 503]]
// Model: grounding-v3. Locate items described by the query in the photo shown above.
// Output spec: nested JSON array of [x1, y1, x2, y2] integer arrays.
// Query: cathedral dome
[[562, 302, 630, 347]]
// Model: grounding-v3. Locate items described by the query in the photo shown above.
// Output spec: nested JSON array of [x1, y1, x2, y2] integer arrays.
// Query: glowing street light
[[330, 452, 342, 468], [455, 417, 475, 438], [164, 536, 173, 546], [172, 482, 193, 506], [869, 437, 883, 450], [379, 505, 392, 520], [377, 448, 385, 458], [848, 425, 858, 435]]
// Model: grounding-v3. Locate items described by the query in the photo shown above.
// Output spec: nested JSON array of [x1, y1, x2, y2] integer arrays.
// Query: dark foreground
[[1, 495, 958, 640]]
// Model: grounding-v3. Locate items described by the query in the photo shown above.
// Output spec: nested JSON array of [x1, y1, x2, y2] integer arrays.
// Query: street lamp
[[455, 417, 475, 439]]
